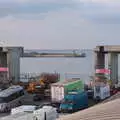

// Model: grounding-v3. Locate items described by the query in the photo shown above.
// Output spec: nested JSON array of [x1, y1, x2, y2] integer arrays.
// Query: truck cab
[[60, 91, 88, 113]]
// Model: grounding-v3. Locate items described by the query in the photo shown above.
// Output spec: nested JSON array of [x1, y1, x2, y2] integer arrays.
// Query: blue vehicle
[[60, 91, 88, 113]]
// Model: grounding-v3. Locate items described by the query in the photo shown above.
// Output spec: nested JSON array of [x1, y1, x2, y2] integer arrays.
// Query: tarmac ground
[[0, 93, 96, 118]]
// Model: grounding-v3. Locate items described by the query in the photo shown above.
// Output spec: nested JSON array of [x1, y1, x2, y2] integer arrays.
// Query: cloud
[[0, 0, 119, 49], [0, 0, 119, 24], [0, 0, 74, 5], [79, 0, 120, 4], [0, 8, 99, 49], [0, 0, 76, 19], [78, 0, 120, 24], [0, 0, 66, 3]]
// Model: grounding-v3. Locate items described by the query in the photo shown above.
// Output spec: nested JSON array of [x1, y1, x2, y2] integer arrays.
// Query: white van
[[0, 85, 25, 112], [94, 85, 110, 101], [1, 112, 33, 120], [11, 105, 36, 115], [33, 106, 58, 120]]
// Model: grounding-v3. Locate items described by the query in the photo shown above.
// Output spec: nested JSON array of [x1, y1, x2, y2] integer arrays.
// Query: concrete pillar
[[108, 53, 118, 84], [7, 47, 23, 83], [95, 51, 105, 70], [0, 52, 7, 67], [0, 48, 8, 84], [94, 51, 105, 82]]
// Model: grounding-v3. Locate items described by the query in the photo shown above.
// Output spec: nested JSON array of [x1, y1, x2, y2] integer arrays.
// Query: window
[[95, 86, 100, 93], [0, 89, 24, 103], [9, 92, 18, 101], [0, 97, 5, 103]]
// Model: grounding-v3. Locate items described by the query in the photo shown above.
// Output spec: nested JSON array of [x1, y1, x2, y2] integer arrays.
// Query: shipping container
[[51, 79, 84, 103]]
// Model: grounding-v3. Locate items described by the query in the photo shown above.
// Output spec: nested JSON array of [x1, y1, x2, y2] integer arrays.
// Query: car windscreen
[[62, 99, 73, 104], [0, 97, 7, 103]]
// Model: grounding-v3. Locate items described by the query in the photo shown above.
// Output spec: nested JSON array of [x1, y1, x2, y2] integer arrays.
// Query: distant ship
[[72, 50, 86, 57]]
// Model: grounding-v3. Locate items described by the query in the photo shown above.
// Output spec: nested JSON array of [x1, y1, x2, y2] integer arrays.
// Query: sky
[[0, 0, 120, 49]]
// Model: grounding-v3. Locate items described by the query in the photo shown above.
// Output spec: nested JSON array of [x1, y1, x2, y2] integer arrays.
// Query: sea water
[[20, 49, 120, 83]]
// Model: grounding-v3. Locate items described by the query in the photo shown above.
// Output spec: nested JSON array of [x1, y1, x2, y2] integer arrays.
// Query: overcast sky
[[0, 0, 120, 49]]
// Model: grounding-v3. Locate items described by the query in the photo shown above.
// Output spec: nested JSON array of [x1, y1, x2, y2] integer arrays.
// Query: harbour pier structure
[[94, 45, 120, 84], [1, 45, 119, 85], [0, 47, 85, 83]]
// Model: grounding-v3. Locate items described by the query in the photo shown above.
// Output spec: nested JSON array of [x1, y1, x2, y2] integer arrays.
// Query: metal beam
[[95, 45, 120, 53]]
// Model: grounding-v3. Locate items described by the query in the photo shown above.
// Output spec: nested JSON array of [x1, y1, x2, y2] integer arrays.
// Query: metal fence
[[19, 72, 60, 82], [19, 73, 43, 82]]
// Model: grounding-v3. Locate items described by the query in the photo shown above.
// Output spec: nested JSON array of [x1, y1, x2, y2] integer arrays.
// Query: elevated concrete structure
[[95, 45, 120, 53], [94, 45, 120, 84], [0, 45, 119, 84]]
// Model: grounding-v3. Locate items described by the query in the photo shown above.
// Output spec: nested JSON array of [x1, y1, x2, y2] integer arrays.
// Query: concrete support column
[[108, 53, 118, 84], [95, 51, 105, 70], [0, 51, 8, 84], [0, 52, 7, 67], [7, 47, 23, 83], [94, 51, 105, 81]]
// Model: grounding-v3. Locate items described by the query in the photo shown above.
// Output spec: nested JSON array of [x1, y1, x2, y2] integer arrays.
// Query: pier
[[0, 45, 120, 85]]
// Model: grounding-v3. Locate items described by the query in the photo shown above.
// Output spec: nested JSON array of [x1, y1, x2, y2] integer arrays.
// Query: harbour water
[[20, 49, 94, 83], [20, 49, 120, 83]]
